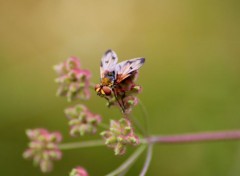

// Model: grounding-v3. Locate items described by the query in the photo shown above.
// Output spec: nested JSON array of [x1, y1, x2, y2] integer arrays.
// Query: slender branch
[[145, 130, 240, 144], [140, 144, 153, 176], [99, 123, 109, 129], [130, 114, 147, 135], [59, 140, 104, 150], [106, 145, 147, 176]]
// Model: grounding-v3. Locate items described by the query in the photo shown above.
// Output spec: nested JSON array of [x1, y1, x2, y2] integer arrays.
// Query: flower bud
[[65, 104, 102, 136], [101, 118, 139, 155], [54, 57, 91, 101], [70, 166, 89, 176], [23, 128, 62, 173]]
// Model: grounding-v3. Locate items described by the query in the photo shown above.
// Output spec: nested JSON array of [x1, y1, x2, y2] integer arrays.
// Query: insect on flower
[[95, 49, 145, 113]]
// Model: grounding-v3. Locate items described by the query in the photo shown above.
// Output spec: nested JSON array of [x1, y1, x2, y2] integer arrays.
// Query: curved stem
[[99, 123, 109, 129], [106, 145, 147, 176], [140, 144, 153, 176], [130, 114, 147, 135], [145, 130, 240, 144], [59, 140, 104, 150]]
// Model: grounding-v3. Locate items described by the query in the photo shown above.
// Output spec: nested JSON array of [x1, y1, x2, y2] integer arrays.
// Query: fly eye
[[102, 86, 112, 96]]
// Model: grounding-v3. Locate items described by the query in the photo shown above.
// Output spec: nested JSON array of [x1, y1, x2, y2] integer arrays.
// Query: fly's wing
[[116, 57, 145, 83], [100, 49, 118, 79]]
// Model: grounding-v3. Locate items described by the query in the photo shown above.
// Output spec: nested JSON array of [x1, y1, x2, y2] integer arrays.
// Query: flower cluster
[[65, 104, 102, 136], [101, 118, 139, 155], [70, 166, 89, 176], [54, 57, 91, 101], [23, 129, 62, 173], [24, 50, 145, 174]]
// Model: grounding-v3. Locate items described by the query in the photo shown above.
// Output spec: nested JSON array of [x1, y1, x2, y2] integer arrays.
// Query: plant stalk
[[145, 130, 240, 144], [59, 130, 240, 150]]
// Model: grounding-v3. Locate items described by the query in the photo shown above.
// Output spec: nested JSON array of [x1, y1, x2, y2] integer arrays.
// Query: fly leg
[[112, 88, 125, 113], [120, 92, 126, 111]]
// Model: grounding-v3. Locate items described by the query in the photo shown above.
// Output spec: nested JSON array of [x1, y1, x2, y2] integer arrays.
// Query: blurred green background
[[0, 0, 240, 175]]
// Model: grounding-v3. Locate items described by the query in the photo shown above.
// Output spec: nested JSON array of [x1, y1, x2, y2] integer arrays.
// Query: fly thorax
[[101, 77, 113, 86]]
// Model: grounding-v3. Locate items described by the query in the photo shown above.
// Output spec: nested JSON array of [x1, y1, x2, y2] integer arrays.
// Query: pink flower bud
[[65, 104, 102, 136], [70, 166, 89, 176], [54, 57, 91, 101], [122, 96, 139, 114], [101, 118, 139, 155], [23, 128, 62, 173]]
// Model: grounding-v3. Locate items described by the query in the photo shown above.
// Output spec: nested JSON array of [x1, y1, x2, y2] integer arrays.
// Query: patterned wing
[[116, 57, 145, 83], [100, 49, 118, 79]]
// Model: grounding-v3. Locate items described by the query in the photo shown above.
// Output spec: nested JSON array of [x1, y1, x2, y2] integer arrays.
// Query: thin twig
[[106, 145, 147, 176], [59, 140, 104, 150], [118, 166, 130, 176], [130, 114, 147, 135], [99, 123, 109, 129], [147, 130, 240, 144], [140, 144, 153, 176]]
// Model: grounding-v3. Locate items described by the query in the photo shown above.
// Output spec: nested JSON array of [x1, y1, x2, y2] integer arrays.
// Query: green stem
[[130, 114, 146, 136], [140, 144, 153, 176], [106, 145, 147, 176], [59, 139, 104, 150], [99, 123, 109, 129]]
